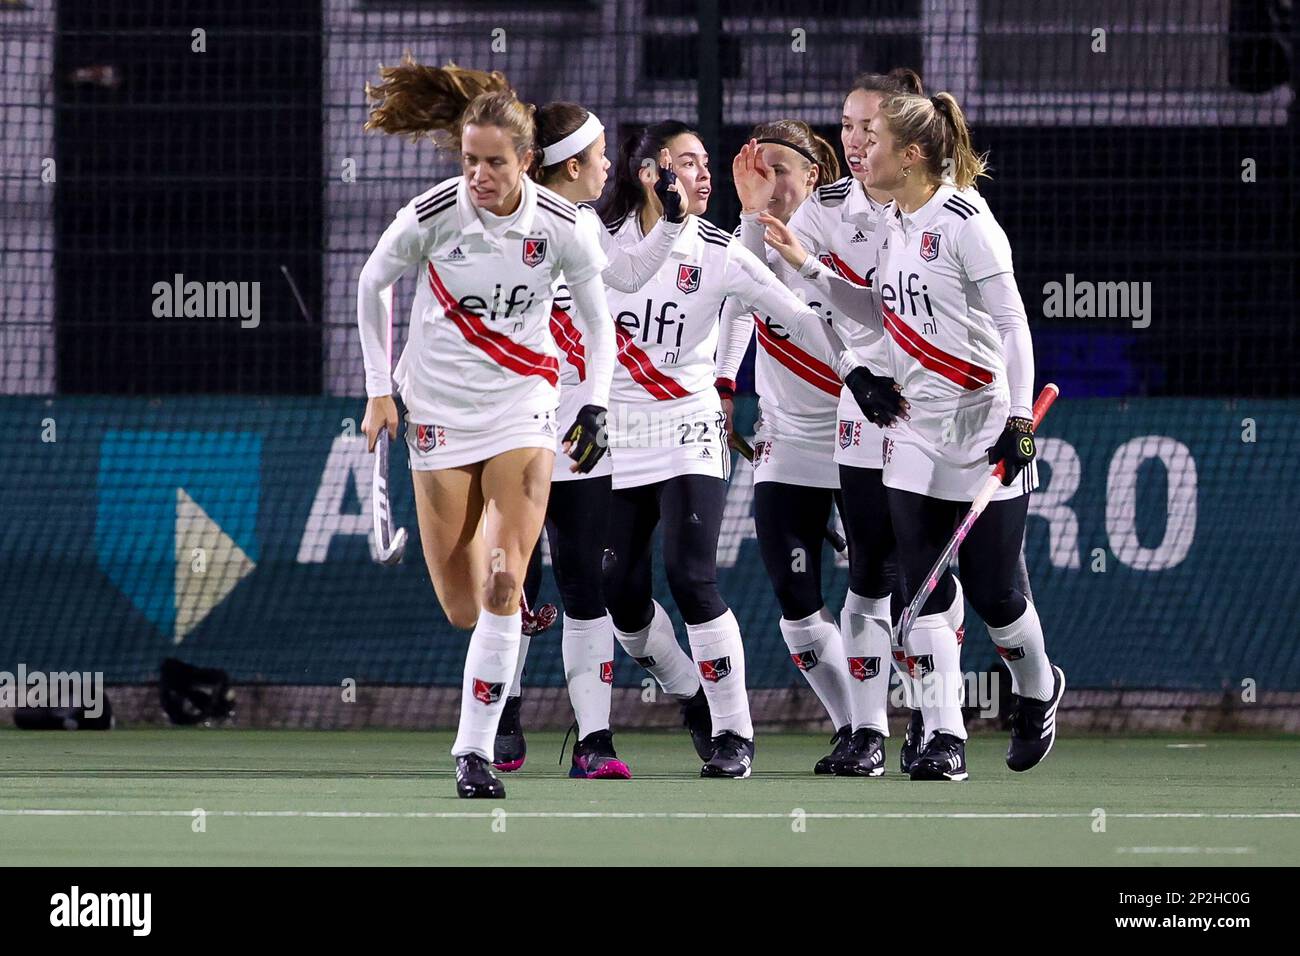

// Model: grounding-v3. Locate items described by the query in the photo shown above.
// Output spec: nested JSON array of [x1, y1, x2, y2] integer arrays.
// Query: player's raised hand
[[758, 212, 809, 271], [733, 139, 775, 214], [644, 148, 686, 222], [361, 395, 399, 452]]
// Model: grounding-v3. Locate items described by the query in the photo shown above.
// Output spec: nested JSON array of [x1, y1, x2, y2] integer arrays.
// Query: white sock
[[451, 608, 521, 759], [840, 591, 891, 734], [780, 607, 851, 731], [891, 642, 920, 709], [507, 632, 531, 699], [987, 600, 1054, 700], [686, 608, 752, 739], [886, 599, 921, 712], [904, 588, 966, 743], [563, 614, 615, 739], [614, 599, 700, 699]]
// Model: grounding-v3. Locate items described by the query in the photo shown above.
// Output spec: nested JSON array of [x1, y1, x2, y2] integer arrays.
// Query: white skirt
[[406, 408, 558, 471], [832, 389, 886, 469], [607, 392, 730, 490], [880, 386, 1037, 502], [751, 416, 839, 488]]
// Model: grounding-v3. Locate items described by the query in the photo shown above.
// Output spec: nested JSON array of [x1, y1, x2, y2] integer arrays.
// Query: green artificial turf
[[1, 729, 1297, 866]]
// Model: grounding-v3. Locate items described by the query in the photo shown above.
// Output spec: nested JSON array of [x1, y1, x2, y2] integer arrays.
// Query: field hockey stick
[[372, 429, 408, 566], [370, 282, 406, 567], [895, 383, 1059, 645], [729, 433, 848, 554]]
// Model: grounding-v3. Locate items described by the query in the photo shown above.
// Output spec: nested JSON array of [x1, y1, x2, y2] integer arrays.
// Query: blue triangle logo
[[96, 430, 261, 641]]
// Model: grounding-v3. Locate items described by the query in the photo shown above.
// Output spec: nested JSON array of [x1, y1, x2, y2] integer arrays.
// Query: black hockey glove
[[654, 164, 686, 223], [563, 404, 609, 473], [844, 367, 907, 427], [986, 416, 1036, 486]]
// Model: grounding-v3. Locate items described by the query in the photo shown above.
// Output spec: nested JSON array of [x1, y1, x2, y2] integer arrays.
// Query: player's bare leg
[[411, 464, 488, 630], [411, 447, 552, 798], [442, 445, 551, 798], [478, 446, 554, 615]]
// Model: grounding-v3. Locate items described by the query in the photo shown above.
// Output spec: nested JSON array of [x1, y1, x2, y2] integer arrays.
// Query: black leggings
[[753, 481, 835, 621], [887, 488, 1030, 628], [837, 464, 902, 614], [603, 474, 729, 630], [522, 476, 611, 621]]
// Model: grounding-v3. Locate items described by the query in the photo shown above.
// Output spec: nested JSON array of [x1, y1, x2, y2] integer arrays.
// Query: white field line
[[1, 809, 1299, 821], [1116, 846, 1255, 854]]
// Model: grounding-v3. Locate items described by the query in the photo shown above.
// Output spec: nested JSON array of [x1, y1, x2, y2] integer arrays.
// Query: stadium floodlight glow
[[371, 431, 408, 566]]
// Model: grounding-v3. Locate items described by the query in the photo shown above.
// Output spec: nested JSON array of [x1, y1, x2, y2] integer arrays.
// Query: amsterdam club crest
[[698, 656, 731, 682], [920, 231, 941, 262], [676, 263, 701, 294], [522, 236, 548, 267]]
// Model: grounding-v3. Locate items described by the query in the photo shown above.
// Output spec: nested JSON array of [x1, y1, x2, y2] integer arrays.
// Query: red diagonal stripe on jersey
[[614, 327, 691, 401], [427, 264, 559, 387], [549, 306, 586, 381], [829, 252, 869, 288], [754, 314, 841, 396], [882, 304, 993, 391]]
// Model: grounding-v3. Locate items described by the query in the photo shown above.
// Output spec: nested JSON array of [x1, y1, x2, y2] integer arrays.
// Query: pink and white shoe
[[569, 729, 632, 780]]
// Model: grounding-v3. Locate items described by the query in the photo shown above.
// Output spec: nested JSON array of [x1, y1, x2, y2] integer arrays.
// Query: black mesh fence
[[1, 1, 1296, 728]]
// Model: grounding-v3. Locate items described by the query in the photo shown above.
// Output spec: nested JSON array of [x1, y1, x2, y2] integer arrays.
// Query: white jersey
[[724, 239, 841, 441], [605, 212, 822, 407], [550, 204, 681, 399], [548, 205, 680, 483], [357, 175, 607, 430], [548, 207, 601, 400], [602, 211, 829, 488], [875, 184, 1014, 405], [785, 176, 892, 427]]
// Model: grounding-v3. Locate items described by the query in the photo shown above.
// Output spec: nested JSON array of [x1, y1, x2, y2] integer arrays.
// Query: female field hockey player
[[597, 121, 872, 778], [719, 119, 886, 776], [733, 69, 928, 775], [491, 102, 688, 779], [357, 61, 615, 799], [761, 90, 1066, 780]]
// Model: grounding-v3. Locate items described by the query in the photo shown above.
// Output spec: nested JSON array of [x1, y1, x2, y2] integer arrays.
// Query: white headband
[[541, 112, 603, 166]]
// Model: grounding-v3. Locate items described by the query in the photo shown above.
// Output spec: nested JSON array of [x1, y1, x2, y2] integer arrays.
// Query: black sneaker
[[455, 753, 505, 798], [814, 725, 854, 775], [1006, 665, 1065, 772], [832, 728, 886, 777], [900, 710, 924, 774], [680, 687, 714, 761], [908, 731, 969, 781], [492, 696, 526, 772], [569, 729, 633, 780], [700, 731, 755, 779]]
